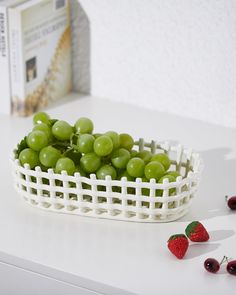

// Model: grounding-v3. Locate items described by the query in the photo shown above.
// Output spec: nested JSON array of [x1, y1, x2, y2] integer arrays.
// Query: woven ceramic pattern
[[11, 139, 203, 222]]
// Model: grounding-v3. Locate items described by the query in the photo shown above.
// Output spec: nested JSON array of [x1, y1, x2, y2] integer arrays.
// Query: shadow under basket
[[10, 139, 203, 223]]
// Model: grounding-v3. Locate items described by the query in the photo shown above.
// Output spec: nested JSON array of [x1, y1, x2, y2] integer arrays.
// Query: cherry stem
[[219, 256, 230, 265], [225, 195, 228, 202]]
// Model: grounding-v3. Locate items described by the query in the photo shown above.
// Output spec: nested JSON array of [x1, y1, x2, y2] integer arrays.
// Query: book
[[8, 0, 72, 116], [0, 0, 27, 115]]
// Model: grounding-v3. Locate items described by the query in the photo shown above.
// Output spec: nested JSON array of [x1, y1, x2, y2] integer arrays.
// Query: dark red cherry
[[204, 258, 220, 273], [227, 260, 236, 276], [227, 196, 236, 210]]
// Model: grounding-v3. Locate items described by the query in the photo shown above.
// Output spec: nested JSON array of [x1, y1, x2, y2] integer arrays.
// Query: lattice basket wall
[[10, 139, 203, 222]]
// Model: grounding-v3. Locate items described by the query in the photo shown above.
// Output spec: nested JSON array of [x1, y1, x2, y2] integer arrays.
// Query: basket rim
[[10, 139, 203, 189]]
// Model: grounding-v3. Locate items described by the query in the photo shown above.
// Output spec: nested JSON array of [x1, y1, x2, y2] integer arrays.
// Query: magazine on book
[[9, 0, 72, 116]]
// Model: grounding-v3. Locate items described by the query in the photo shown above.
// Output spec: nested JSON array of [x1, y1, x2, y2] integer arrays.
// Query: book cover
[[9, 0, 72, 116], [0, 0, 27, 114]]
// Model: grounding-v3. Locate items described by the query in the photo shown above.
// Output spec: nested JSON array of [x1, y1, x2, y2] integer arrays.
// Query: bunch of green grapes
[[16, 112, 181, 195]]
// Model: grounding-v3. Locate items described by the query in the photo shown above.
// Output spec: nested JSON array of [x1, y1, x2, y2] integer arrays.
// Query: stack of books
[[0, 0, 72, 116]]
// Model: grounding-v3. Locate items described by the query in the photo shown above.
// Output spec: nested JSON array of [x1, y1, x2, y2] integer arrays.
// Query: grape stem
[[63, 147, 74, 156]]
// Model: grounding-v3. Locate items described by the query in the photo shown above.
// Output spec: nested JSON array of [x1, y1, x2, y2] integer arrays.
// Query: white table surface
[[0, 94, 235, 294]]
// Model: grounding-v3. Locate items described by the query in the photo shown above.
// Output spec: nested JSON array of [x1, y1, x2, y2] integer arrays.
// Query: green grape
[[52, 120, 73, 141], [39, 146, 61, 168], [55, 157, 75, 175], [80, 152, 101, 173], [75, 117, 94, 134], [118, 170, 134, 181], [119, 133, 134, 150], [165, 171, 181, 179], [111, 148, 130, 169], [93, 133, 102, 139], [27, 130, 49, 151], [127, 157, 145, 178], [157, 175, 176, 196], [130, 149, 138, 158], [151, 153, 171, 171], [33, 112, 50, 125], [136, 150, 152, 163], [104, 131, 120, 150], [19, 148, 39, 169], [74, 165, 87, 176], [144, 161, 165, 180], [94, 135, 113, 157], [96, 164, 117, 180], [33, 123, 52, 141], [77, 134, 95, 154]]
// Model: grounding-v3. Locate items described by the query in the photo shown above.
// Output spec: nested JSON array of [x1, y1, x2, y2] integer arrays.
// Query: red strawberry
[[185, 221, 209, 242], [167, 234, 189, 259]]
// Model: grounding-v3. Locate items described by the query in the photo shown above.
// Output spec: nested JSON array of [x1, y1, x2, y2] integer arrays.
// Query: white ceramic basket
[[10, 139, 203, 222]]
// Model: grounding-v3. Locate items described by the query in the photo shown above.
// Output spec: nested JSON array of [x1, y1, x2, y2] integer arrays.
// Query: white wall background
[[75, 0, 236, 128]]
